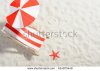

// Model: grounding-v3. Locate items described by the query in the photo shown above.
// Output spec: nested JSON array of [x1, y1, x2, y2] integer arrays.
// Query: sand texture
[[0, 0, 100, 66]]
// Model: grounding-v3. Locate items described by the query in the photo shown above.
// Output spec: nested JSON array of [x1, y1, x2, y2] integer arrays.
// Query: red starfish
[[49, 50, 60, 60]]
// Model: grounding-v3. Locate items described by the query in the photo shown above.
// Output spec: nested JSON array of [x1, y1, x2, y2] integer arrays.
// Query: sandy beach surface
[[0, 0, 100, 66]]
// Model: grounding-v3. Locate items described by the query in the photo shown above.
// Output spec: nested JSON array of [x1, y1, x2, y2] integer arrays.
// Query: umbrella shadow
[[0, 22, 38, 60]]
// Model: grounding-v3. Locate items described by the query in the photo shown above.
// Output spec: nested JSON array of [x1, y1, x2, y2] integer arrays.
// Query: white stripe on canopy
[[22, 5, 40, 18]]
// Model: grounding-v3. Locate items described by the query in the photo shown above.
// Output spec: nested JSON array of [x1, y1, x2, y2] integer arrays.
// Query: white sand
[[0, 0, 100, 66]]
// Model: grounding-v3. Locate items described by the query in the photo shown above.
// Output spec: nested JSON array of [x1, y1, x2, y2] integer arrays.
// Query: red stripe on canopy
[[10, 0, 20, 8], [7, 10, 19, 26], [20, 10, 35, 27], [22, 0, 39, 8]]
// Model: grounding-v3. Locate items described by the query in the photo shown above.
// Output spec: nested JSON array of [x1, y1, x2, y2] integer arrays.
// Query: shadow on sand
[[0, 22, 38, 60]]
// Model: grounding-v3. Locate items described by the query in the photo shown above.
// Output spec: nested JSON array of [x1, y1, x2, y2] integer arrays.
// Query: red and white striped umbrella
[[7, 0, 40, 28]]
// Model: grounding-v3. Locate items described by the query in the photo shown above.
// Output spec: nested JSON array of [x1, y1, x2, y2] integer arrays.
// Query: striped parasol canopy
[[7, 0, 40, 28]]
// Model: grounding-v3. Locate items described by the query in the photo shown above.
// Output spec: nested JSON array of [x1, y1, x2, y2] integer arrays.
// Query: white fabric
[[9, 6, 18, 15], [20, 0, 28, 7], [12, 11, 24, 28], [22, 5, 40, 18]]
